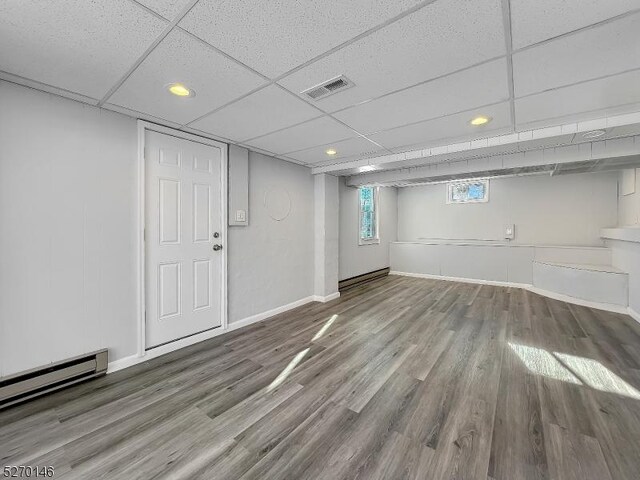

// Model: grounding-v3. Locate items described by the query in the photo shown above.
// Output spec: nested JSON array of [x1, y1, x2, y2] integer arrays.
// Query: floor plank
[[2, 276, 639, 479]]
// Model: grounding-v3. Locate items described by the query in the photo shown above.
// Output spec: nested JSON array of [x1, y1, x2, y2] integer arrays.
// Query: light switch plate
[[236, 209, 246, 222], [505, 224, 515, 240]]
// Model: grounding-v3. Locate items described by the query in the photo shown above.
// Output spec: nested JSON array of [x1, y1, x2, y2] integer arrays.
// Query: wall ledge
[[601, 227, 640, 243]]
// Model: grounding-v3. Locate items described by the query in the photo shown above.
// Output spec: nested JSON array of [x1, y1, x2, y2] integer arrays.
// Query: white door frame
[[136, 120, 228, 358]]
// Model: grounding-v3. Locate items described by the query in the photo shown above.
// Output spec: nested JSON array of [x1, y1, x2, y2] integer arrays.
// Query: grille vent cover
[[302, 75, 354, 100]]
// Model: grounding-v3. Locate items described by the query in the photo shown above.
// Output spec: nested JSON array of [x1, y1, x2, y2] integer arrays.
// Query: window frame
[[358, 186, 380, 246], [446, 179, 490, 204]]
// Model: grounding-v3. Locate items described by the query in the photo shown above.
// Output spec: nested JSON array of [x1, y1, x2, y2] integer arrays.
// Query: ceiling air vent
[[302, 75, 354, 100]]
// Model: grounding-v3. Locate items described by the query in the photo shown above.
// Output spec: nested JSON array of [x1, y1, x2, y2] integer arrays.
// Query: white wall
[[618, 168, 640, 226], [338, 178, 397, 280], [0, 81, 138, 376], [228, 152, 314, 323], [398, 172, 618, 246], [0, 82, 316, 376]]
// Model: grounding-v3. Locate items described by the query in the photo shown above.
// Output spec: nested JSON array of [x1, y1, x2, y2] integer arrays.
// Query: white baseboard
[[526, 285, 629, 314], [107, 353, 144, 373], [628, 308, 640, 324], [225, 296, 315, 331], [107, 295, 316, 374], [312, 292, 341, 303], [390, 271, 529, 289], [390, 271, 629, 315]]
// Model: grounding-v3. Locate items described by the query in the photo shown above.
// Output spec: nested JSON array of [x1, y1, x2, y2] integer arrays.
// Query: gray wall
[[228, 152, 314, 323], [398, 172, 618, 246], [0, 81, 315, 376], [338, 178, 398, 280]]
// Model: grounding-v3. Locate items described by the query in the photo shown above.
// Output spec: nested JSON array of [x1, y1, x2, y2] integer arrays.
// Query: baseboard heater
[[0, 349, 108, 409], [338, 267, 390, 292]]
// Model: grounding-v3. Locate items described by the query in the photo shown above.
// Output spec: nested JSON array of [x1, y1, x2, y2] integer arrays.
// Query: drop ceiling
[[1, 0, 639, 172]]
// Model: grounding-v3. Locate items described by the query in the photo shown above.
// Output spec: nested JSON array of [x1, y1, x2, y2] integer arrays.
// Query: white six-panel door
[[145, 130, 224, 348]]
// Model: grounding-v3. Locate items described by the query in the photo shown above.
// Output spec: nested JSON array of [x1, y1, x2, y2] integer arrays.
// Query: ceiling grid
[[0, 0, 638, 171]]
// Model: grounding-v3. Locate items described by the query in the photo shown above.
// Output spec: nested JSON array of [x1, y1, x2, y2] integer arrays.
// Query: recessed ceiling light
[[582, 129, 606, 139], [470, 115, 491, 126], [325, 148, 337, 156], [167, 83, 195, 97], [359, 165, 378, 173]]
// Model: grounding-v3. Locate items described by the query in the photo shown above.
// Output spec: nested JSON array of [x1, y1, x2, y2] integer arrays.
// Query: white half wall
[[338, 178, 398, 280], [398, 172, 618, 246], [0, 81, 316, 376]]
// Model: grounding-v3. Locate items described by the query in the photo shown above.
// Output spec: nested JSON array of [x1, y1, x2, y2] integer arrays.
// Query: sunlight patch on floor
[[554, 351, 640, 400], [312, 314, 338, 341], [267, 348, 309, 392], [509, 343, 582, 384], [508, 342, 640, 400]]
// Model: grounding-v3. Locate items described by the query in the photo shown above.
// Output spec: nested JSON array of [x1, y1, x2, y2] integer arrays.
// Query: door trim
[[136, 120, 228, 357]]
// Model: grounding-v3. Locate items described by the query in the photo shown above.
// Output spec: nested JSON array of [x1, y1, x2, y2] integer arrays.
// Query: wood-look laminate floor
[[2, 275, 640, 479]]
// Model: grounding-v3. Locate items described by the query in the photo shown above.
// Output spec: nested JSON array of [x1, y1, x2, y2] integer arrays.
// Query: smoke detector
[[301, 75, 354, 100]]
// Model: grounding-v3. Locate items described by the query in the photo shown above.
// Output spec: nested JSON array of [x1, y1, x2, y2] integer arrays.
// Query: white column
[[314, 173, 339, 300]]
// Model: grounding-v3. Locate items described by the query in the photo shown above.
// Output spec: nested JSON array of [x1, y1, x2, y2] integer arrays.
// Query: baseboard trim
[[390, 271, 629, 315], [390, 271, 530, 289], [628, 308, 640, 324], [312, 292, 341, 303], [107, 295, 316, 374]]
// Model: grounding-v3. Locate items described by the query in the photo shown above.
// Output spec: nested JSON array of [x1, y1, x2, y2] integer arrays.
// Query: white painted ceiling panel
[[0, 0, 167, 99], [510, 0, 639, 50], [333, 59, 509, 134], [369, 102, 512, 151], [285, 136, 385, 165], [513, 14, 640, 98], [190, 85, 320, 142], [244, 116, 357, 155], [515, 70, 640, 126], [179, 0, 423, 78], [109, 30, 265, 125], [136, 0, 194, 20], [278, 0, 505, 113]]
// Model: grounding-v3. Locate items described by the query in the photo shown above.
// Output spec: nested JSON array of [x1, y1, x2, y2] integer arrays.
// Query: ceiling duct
[[302, 75, 354, 100]]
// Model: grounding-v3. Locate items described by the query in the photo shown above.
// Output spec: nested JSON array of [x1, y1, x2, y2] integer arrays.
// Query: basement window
[[359, 186, 379, 245], [446, 179, 489, 204]]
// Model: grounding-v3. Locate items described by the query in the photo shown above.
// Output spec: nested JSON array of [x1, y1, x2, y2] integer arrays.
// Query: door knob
[[213, 244, 223, 251]]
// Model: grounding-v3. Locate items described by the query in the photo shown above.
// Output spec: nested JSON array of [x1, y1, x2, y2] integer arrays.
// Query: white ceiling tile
[[136, 0, 194, 20], [513, 14, 640, 97], [0, 0, 167, 99], [511, 0, 639, 50], [278, 0, 505, 113], [286, 136, 385, 165], [369, 102, 512, 150], [244, 116, 357, 154], [109, 29, 265, 125], [515, 70, 640, 126], [190, 85, 320, 142], [333, 59, 509, 134], [179, 0, 423, 78]]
